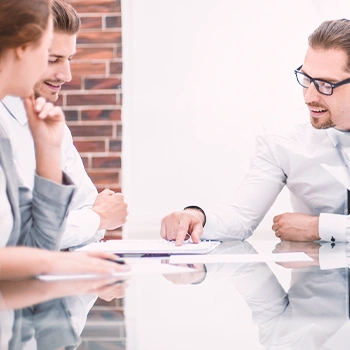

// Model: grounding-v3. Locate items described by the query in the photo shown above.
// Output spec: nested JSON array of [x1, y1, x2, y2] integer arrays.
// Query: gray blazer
[[0, 124, 75, 250]]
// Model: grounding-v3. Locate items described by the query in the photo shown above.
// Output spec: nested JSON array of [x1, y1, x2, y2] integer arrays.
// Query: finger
[[88, 258, 130, 274], [189, 222, 203, 243], [23, 97, 36, 120], [37, 102, 54, 119], [47, 106, 65, 121], [33, 97, 47, 113], [273, 215, 280, 223], [272, 223, 278, 232], [160, 217, 168, 239], [175, 218, 192, 246]]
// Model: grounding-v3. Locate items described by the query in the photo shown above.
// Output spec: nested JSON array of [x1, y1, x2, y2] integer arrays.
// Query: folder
[[75, 239, 221, 255]]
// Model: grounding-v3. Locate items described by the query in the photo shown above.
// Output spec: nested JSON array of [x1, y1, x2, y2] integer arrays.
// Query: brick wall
[[58, 0, 123, 237]]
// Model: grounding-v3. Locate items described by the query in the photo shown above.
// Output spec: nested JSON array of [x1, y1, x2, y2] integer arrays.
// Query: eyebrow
[[301, 68, 342, 83], [49, 53, 76, 59]]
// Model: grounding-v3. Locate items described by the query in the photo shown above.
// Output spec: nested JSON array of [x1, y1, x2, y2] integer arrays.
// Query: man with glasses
[[160, 19, 350, 244]]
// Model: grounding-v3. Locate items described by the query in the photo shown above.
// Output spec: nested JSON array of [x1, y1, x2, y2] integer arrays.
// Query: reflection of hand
[[97, 279, 129, 302], [92, 189, 128, 230], [273, 241, 321, 268], [162, 263, 206, 285], [272, 213, 320, 241], [0, 276, 126, 310], [160, 210, 204, 246]]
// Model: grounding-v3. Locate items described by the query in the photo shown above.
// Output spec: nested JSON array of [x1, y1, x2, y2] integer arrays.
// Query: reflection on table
[[1, 239, 350, 349]]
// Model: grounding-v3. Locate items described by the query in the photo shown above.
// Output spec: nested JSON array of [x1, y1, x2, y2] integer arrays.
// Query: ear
[[14, 45, 28, 60]]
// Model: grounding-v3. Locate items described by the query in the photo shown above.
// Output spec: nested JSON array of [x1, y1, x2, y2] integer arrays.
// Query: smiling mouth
[[309, 107, 327, 114], [44, 82, 62, 90]]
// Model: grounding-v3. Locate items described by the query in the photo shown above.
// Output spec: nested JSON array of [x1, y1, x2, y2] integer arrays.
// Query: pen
[[105, 259, 125, 265]]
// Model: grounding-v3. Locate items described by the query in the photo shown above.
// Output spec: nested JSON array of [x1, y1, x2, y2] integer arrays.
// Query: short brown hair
[[309, 19, 350, 72], [52, 0, 80, 34], [0, 0, 52, 53]]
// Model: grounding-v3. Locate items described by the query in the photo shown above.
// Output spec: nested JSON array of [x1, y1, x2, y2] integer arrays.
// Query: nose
[[303, 81, 321, 104], [55, 60, 72, 82]]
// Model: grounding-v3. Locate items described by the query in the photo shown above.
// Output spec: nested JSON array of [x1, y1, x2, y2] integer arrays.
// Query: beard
[[310, 115, 335, 129]]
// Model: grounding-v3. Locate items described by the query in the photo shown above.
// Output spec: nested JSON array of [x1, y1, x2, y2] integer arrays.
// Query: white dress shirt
[[0, 166, 13, 246], [202, 122, 350, 242], [0, 96, 104, 248]]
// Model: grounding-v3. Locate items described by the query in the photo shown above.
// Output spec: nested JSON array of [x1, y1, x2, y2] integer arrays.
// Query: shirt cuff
[[319, 242, 347, 269], [319, 213, 347, 242]]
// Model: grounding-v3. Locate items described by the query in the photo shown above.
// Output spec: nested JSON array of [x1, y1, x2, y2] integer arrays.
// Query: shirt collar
[[1, 95, 28, 126], [326, 127, 350, 148]]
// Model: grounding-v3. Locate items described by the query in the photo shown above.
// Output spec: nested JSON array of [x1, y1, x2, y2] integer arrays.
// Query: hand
[[162, 263, 206, 285], [160, 210, 204, 246], [92, 189, 128, 230], [97, 279, 129, 302], [273, 241, 321, 268], [272, 212, 320, 241], [47, 251, 130, 276], [0, 276, 126, 310], [24, 96, 65, 149], [24, 96, 66, 183], [0, 247, 130, 280]]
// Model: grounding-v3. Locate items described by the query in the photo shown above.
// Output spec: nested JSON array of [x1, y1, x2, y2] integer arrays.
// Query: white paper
[[169, 252, 313, 264], [75, 239, 221, 255], [37, 262, 195, 281]]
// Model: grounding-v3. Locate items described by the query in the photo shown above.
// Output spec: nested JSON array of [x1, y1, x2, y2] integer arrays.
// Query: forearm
[[17, 173, 75, 250], [0, 247, 52, 280], [35, 145, 62, 184]]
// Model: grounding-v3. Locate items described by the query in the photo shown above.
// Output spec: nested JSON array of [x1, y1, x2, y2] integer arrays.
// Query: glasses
[[294, 65, 350, 95]]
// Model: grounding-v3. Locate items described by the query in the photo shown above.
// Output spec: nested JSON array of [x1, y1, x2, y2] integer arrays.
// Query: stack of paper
[[75, 239, 221, 255]]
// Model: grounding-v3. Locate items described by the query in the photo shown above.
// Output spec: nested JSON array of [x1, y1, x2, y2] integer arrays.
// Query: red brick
[[117, 125, 122, 137], [80, 16, 102, 30], [63, 110, 79, 121], [87, 170, 119, 184], [81, 109, 121, 121], [109, 140, 122, 152], [96, 186, 121, 193], [85, 78, 121, 90], [115, 45, 122, 58], [105, 15, 122, 28], [75, 47, 114, 60], [110, 62, 122, 74], [77, 32, 122, 45], [81, 156, 89, 168], [69, 125, 113, 137], [67, 94, 116, 106], [68, 0, 120, 13], [70, 62, 106, 76], [55, 95, 63, 106], [74, 140, 105, 152], [61, 77, 82, 90], [92, 156, 121, 168], [104, 228, 123, 239]]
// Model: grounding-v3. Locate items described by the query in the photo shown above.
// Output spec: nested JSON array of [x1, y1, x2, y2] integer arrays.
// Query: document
[[169, 252, 313, 264], [75, 239, 221, 255], [37, 261, 196, 281]]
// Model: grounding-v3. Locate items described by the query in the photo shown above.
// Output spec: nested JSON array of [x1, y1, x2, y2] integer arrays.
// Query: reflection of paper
[[169, 252, 313, 264], [37, 262, 195, 281], [75, 239, 221, 255]]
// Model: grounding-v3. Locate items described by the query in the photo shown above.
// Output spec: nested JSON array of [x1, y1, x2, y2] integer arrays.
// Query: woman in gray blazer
[[0, 0, 129, 279]]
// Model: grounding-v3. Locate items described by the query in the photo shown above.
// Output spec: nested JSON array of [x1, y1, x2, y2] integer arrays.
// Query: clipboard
[[75, 239, 221, 255]]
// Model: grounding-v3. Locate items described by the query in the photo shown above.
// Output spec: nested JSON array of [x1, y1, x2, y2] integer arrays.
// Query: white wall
[[121, 0, 350, 239]]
